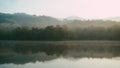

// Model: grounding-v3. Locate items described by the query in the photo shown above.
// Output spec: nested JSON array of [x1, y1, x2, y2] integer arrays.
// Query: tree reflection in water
[[0, 41, 120, 64]]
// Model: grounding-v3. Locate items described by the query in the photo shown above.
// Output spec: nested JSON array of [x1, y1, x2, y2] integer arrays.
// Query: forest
[[0, 13, 120, 40], [0, 25, 120, 40]]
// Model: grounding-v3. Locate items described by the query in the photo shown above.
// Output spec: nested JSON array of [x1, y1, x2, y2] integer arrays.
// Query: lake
[[0, 41, 120, 68]]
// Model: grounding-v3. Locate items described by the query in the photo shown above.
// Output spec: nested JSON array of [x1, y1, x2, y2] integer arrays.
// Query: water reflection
[[0, 41, 120, 65]]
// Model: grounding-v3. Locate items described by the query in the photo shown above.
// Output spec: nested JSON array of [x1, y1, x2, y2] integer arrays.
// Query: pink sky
[[0, 0, 120, 19]]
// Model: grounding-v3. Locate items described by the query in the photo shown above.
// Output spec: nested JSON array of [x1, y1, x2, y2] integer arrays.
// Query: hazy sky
[[0, 0, 120, 19]]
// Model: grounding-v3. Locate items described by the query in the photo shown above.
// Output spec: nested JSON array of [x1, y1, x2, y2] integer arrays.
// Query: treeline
[[0, 25, 120, 40], [0, 25, 69, 40]]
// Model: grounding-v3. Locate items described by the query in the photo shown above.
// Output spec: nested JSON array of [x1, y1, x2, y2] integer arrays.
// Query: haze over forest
[[1, 1, 120, 68], [1, 0, 120, 40], [0, 12, 120, 28], [0, 13, 120, 40]]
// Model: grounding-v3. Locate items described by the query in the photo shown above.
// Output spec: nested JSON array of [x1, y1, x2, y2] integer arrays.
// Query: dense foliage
[[0, 25, 120, 40], [0, 13, 120, 40]]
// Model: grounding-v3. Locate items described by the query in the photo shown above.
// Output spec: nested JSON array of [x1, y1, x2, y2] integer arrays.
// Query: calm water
[[0, 41, 120, 68]]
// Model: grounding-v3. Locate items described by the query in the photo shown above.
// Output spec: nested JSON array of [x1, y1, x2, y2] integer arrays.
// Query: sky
[[0, 0, 120, 19]]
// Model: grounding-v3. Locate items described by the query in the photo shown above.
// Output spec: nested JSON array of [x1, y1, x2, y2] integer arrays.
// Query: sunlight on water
[[0, 58, 120, 68]]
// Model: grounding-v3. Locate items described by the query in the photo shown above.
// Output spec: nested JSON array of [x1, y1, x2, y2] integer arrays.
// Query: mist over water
[[0, 41, 120, 68], [1, 0, 120, 68]]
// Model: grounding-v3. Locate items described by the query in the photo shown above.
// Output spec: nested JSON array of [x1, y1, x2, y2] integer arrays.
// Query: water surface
[[0, 41, 120, 68]]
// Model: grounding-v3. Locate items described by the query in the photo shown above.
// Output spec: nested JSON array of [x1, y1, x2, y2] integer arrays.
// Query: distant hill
[[104, 17, 120, 22], [0, 13, 120, 30], [0, 13, 61, 28], [65, 16, 84, 20], [65, 20, 120, 29]]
